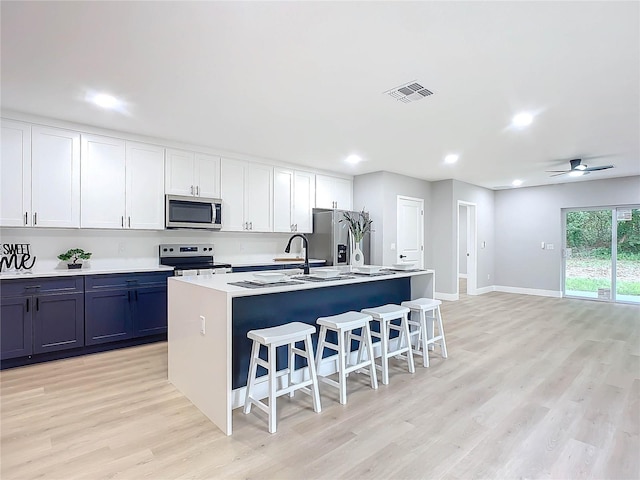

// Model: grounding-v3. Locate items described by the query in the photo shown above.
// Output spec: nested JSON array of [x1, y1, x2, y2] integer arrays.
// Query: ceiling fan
[[547, 158, 614, 177]]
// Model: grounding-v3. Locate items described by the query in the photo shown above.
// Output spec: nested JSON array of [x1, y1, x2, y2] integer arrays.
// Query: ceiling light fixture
[[87, 92, 122, 110], [444, 154, 459, 164], [345, 154, 362, 164], [568, 170, 585, 177], [511, 179, 523, 187], [512, 112, 533, 128]]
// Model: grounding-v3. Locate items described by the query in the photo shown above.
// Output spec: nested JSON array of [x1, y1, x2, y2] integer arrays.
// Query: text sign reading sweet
[[1, 243, 37, 271]]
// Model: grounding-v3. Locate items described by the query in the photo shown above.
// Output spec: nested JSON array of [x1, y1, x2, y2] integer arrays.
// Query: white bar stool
[[315, 311, 378, 405], [243, 322, 321, 433], [360, 304, 415, 385], [401, 298, 448, 367]]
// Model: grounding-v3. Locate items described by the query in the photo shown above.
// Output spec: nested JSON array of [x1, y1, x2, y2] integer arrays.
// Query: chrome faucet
[[285, 234, 309, 274]]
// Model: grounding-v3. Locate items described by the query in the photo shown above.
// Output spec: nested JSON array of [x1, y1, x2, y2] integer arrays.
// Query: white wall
[[494, 176, 640, 293]]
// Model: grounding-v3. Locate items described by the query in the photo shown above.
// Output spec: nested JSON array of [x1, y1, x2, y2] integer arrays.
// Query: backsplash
[[0, 228, 303, 271]]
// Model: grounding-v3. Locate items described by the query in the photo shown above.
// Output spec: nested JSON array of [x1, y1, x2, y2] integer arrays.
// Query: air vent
[[384, 81, 433, 103]]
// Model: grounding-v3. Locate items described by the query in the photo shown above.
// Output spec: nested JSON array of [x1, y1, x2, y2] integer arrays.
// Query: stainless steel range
[[159, 243, 232, 276]]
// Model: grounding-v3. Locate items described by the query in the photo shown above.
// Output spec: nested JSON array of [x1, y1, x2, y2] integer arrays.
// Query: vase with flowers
[[340, 209, 372, 267]]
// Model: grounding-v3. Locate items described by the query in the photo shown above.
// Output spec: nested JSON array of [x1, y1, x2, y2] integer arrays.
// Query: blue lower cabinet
[[232, 265, 284, 273], [33, 293, 84, 354], [85, 289, 133, 345], [133, 286, 168, 336], [0, 297, 33, 360]]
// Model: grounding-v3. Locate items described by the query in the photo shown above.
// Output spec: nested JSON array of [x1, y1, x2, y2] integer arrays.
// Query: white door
[[1, 120, 31, 226], [31, 126, 80, 228], [293, 170, 315, 233], [126, 142, 165, 229], [458, 201, 478, 295], [246, 163, 273, 232], [220, 158, 246, 231], [397, 196, 424, 268], [273, 168, 294, 232], [195, 153, 220, 198], [81, 134, 126, 228], [165, 149, 195, 196]]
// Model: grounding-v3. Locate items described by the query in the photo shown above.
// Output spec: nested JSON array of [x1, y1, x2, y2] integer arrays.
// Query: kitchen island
[[167, 267, 435, 435]]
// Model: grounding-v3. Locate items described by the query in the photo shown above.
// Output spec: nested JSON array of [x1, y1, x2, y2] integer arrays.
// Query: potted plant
[[341, 209, 372, 266], [58, 248, 92, 269]]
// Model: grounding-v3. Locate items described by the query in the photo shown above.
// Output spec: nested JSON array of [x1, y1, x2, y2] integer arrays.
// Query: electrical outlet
[[546, 244, 554, 250], [200, 315, 206, 335]]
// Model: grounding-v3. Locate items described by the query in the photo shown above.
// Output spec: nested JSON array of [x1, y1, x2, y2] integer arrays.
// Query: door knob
[[399, 254, 407, 259]]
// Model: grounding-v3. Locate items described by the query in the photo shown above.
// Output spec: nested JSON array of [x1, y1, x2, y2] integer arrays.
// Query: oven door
[[165, 195, 222, 230]]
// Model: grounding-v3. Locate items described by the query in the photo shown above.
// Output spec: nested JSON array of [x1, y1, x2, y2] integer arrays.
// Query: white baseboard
[[458, 273, 468, 279], [494, 285, 562, 298], [435, 291, 459, 302], [470, 285, 494, 295]]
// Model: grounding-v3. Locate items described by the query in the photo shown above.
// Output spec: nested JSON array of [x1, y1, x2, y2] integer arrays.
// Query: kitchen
[[1, 1, 640, 479]]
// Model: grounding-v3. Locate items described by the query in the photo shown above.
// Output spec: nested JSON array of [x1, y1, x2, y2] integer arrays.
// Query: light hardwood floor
[[1, 291, 639, 479]]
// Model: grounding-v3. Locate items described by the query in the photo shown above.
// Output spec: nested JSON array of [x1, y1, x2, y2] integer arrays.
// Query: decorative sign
[[1, 243, 36, 272]]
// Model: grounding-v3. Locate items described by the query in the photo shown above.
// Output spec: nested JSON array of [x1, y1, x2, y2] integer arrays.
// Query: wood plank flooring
[[1, 291, 639, 479]]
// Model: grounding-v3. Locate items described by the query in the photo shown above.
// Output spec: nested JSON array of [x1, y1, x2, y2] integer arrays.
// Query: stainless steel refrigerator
[[308, 208, 370, 266]]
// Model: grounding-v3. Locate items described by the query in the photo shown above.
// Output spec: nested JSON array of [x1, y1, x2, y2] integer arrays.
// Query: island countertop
[[168, 266, 435, 436], [169, 266, 434, 297]]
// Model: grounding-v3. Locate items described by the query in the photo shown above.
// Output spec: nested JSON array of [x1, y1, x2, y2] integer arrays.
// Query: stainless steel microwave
[[165, 195, 222, 230]]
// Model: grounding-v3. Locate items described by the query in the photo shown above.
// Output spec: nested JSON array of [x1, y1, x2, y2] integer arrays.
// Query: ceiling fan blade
[[549, 172, 567, 177], [569, 159, 583, 170], [584, 165, 614, 172], [546, 170, 570, 173]]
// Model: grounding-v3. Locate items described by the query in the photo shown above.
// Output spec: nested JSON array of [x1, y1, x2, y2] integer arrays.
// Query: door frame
[[457, 201, 478, 296], [396, 195, 424, 269]]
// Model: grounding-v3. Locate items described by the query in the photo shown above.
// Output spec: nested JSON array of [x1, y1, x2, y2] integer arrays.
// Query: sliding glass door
[[564, 206, 640, 304]]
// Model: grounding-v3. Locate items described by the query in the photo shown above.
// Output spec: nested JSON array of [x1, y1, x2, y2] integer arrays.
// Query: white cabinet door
[[246, 163, 273, 232], [1, 120, 31, 226], [315, 174, 352, 210], [126, 142, 165, 230], [165, 149, 195, 196], [293, 170, 315, 233], [333, 176, 353, 210], [81, 134, 126, 228], [220, 158, 246, 231], [195, 153, 220, 198], [273, 168, 294, 233], [31, 126, 80, 228]]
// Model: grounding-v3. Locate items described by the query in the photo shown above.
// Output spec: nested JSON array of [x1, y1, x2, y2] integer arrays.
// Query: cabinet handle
[[33, 212, 37, 225], [128, 216, 131, 228], [196, 186, 200, 196], [191, 185, 194, 195], [127, 291, 131, 302], [36, 297, 39, 311], [24, 212, 28, 226], [295, 224, 298, 231], [121, 216, 124, 227], [249, 222, 253, 230], [135, 290, 138, 301], [25, 298, 29, 312]]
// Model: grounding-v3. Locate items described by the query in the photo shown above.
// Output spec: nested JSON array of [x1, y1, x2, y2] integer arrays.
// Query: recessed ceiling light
[[88, 92, 122, 110], [444, 154, 459, 164], [512, 112, 533, 128], [511, 179, 523, 187], [345, 154, 362, 164]]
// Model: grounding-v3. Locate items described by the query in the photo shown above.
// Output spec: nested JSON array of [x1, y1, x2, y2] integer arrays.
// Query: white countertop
[[170, 266, 434, 297], [0, 262, 174, 280]]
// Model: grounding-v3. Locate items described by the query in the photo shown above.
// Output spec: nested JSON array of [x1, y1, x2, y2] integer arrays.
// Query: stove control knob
[[162, 248, 167, 252], [169, 248, 174, 252]]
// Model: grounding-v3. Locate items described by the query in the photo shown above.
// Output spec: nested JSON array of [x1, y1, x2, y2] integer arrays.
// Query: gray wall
[[354, 171, 431, 266], [430, 180, 454, 294], [494, 176, 640, 292]]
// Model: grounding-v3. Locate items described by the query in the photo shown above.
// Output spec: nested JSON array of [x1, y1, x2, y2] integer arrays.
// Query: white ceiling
[[2, 1, 639, 190]]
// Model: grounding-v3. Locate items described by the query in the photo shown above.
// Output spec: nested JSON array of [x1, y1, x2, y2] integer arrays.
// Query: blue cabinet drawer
[[0, 277, 84, 297], [85, 272, 172, 290]]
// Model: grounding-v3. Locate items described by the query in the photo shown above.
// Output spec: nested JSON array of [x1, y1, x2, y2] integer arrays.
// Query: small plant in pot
[[58, 248, 92, 269]]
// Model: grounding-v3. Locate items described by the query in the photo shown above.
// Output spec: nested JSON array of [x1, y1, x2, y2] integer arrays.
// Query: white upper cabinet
[[220, 158, 273, 232], [165, 148, 220, 198], [315, 174, 352, 210], [1, 120, 31, 227], [81, 134, 164, 229], [31, 126, 81, 228], [126, 142, 165, 229], [81, 134, 127, 228], [273, 168, 315, 233]]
